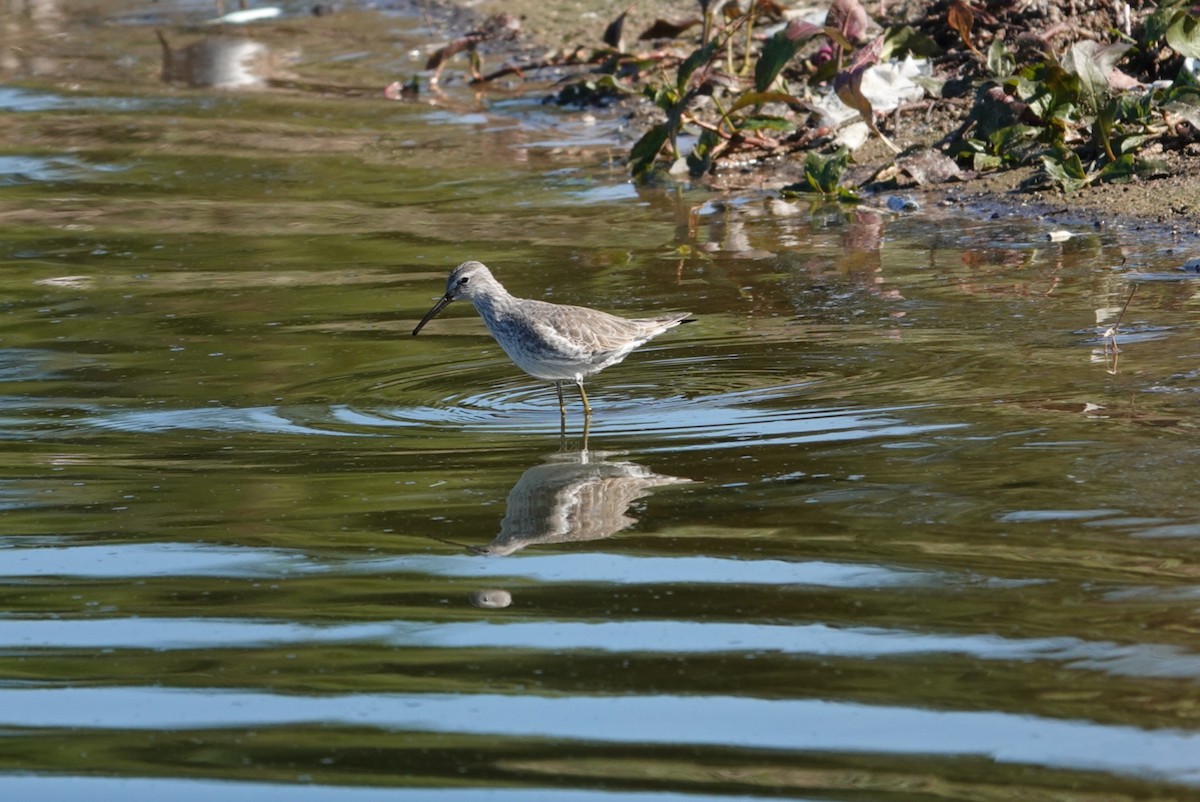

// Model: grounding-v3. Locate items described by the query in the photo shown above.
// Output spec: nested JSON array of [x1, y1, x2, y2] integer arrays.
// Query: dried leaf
[[826, 0, 870, 44], [847, 32, 884, 74], [834, 52, 875, 121], [833, 36, 899, 152], [603, 8, 630, 50], [947, 0, 980, 56], [784, 18, 824, 42], [637, 17, 700, 41]]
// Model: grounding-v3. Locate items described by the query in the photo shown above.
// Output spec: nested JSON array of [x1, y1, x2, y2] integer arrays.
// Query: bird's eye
[[458, 277, 470, 286]]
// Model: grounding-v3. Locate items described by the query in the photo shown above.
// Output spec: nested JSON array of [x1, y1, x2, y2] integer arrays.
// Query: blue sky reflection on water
[[0, 687, 1197, 786], [2, 617, 1199, 680]]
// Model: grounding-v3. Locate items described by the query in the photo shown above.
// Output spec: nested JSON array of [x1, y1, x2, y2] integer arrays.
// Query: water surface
[[2, 2, 1200, 800]]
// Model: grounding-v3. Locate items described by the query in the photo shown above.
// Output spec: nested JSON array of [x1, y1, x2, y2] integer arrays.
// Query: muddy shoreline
[[432, 0, 1200, 240]]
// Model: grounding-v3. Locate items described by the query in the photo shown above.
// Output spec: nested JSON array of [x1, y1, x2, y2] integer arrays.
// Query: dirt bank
[[440, 0, 1200, 236]]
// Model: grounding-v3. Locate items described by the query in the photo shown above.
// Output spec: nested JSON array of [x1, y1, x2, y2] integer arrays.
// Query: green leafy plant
[[443, 0, 1200, 197], [781, 147, 858, 200], [624, 0, 902, 179], [1146, 1, 1200, 59], [952, 35, 1175, 192], [628, 39, 719, 175]]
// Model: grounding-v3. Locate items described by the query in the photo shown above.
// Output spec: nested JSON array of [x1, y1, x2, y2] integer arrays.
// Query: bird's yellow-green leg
[[576, 379, 592, 415]]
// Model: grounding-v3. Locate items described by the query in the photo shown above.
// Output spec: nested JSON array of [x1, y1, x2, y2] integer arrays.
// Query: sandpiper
[[412, 261, 691, 415]]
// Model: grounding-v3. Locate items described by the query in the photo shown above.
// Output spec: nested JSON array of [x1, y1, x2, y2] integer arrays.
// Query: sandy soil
[[441, 0, 1200, 235]]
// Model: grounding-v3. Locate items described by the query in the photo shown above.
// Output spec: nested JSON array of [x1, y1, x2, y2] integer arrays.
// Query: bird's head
[[412, 260, 496, 336]]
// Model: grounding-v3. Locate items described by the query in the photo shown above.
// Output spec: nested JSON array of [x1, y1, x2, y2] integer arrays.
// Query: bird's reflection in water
[[478, 450, 690, 556], [441, 430, 688, 607], [157, 31, 272, 88]]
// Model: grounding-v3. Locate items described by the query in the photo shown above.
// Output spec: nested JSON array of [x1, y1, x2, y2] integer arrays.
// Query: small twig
[[473, 61, 527, 83], [685, 114, 781, 149], [473, 47, 600, 84], [1103, 284, 1136, 374]]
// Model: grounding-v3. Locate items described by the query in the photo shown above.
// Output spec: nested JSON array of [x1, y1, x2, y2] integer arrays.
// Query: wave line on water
[[0, 687, 1197, 786], [0, 776, 756, 802], [4, 617, 1199, 680], [84, 405, 365, 437], [0, 542, 939, 588]]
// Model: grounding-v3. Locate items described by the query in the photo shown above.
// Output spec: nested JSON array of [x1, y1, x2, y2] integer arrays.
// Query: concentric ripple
[[54, 352, 964, 450]]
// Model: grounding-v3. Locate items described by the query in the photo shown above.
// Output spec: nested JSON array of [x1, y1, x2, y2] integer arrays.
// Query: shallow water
[[2, 2, 1200, 800]]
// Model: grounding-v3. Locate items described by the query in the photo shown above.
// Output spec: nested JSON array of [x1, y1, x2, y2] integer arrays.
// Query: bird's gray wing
[[539, 304, 642, 360]]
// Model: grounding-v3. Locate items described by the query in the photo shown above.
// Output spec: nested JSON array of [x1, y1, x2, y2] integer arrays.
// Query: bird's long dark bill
[[412, 295, 453, 336]]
